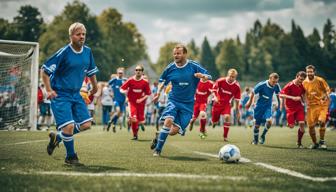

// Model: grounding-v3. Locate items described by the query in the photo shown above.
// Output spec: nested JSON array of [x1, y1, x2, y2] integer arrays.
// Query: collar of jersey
[[69, 43, 83, 54], [174, 59, 189, 68], [225, 78, 236, 85]]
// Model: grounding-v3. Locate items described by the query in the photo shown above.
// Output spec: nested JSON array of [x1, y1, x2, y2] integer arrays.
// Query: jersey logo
[[179, 82, 189, 86], [262, 95, 269, 99], [49, 64, 56, 72], [132, 89, 143, 93], [221, 89, 232, 95], [196, 90, 207, 95]]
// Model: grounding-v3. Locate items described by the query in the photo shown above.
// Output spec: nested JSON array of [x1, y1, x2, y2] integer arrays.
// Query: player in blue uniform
[[245, 73, 281, 145], [107, 67, 127, 132], [42, 22, 98, 165], [150, 44, 211, 156]]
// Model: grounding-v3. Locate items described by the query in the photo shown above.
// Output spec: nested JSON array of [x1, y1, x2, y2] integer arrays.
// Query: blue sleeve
[[41, 47, 65, 76], [86, 49, 99, 77], [196, 64, 212, 80], [254, 82, 263, 94], [159, 67, 169, 86], [108, 78, 115, 86], [275, 84, 281, 94]]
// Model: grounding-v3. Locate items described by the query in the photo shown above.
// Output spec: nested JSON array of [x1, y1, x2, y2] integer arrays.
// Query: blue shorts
[[51, 91, 91, 130], [254, 106, 272, 125], [114, 100, 126, 112], [160, 100, 193, 135]]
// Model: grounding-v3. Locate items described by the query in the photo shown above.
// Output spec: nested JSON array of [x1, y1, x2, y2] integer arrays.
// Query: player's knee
[[131, 117, 137, 123], [288, 124, 295, 129], [200, 111, 207, 119], [81, 122, 91, 130], [164, 118, 173, 127], [224, 115, 230, 122], [63, 124, 74, 134], [169, 126, 179, 135]]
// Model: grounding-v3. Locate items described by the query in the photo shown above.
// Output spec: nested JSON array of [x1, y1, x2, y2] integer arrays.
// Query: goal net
[[0, 40, 39, 130]]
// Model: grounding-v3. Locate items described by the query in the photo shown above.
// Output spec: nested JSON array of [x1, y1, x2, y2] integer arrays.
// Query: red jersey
[[213, 77, 241, 105], [280, 81, 305, 110], [120, 76, 151, 104], [195, 80, 214, 103]]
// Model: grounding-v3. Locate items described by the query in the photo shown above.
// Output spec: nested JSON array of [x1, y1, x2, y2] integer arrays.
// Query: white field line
[[16, 171, 246, 181], [2, 139, 48, 146], [193, 151, 336, 182]]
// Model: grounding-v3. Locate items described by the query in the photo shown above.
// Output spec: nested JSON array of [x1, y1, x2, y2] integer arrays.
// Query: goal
[[0, 40, 39, 130]]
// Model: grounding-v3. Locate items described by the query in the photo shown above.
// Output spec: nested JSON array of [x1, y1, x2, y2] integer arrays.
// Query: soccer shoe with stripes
[[131, 136, 138, 140], [199, 133, 206, 140], [47, 132, 59, 155], [319, 140, 327, 150], [251, 140, 258, 145], [259, 135, 265, 145], [297, 143, 304, 149]]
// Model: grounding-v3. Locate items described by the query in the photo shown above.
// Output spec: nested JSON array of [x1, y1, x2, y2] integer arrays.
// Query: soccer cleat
[[309, 143, 319, 149], [251, 140, 258, 145], [224, 137, 229, 142], [65, 154, 81, 165], [107, 121, 112, 131], [212, 123, 216, 129], [47, 132, 59, 155], [112, 125, 116, 133], [259, 135, 265, 144], [297, 143, 304, 149], [150, 134, 158, 150], [153, 150, 161, 157], [199, 133, 206, 140], [139, 124, 145, 132], [131, 136, 138, 140], [319, 140, 327, 150]]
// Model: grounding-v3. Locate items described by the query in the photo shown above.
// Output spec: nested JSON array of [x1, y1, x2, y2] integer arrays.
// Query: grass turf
[[0, 125, 335, 192]]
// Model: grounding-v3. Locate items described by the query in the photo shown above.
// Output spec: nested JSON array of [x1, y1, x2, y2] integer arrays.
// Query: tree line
[[0, 0, 146, 81], [152, 19, 336, 84], [1, 1, 335, 84]]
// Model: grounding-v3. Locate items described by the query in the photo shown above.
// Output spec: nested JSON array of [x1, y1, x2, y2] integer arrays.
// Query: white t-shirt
[[101, 86, 113, 106]]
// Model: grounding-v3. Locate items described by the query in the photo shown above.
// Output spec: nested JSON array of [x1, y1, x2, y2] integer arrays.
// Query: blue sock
[[112, 115, 119, 125], [155, 127, 170, 152], [253, 126, 259, 142], [56, 132, 62, 143], [73, 124, 81, 135], [61, 132, 75, 158], [261, 126, 269, 138]]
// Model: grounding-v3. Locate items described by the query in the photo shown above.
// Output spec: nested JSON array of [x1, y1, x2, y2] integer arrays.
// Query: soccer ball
[[218, 144, 241, 163], [17, 118, 24, 126]]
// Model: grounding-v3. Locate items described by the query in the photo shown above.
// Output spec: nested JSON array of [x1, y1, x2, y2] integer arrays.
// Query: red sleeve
[[234, 84, 241, 100], [145, 81, 151, 95], [120, 78, 130, 91], [280, 83, 290, 95], [212, 80, 218, 92]]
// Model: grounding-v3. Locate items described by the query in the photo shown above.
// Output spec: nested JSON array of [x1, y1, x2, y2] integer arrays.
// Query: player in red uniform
[[120, 65, 151, 140], [211, 69, 241, 142], [188, 77, 213, 139], [279, 71, 306, 148]]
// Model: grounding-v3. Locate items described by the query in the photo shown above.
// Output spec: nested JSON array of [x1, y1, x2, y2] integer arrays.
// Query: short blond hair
[[174, 44, 188, 54], [269, 72, 279, 79], [69, 22, 86, 36], [227, 68, 238, 75]]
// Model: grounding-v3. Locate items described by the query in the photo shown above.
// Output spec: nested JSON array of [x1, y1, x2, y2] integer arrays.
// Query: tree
[[200, 37, 219, 79], [187, 39, 200, 61], [13, 5, 44, 42], [0, 18, 17, 39], [154, 42, 179, 74]]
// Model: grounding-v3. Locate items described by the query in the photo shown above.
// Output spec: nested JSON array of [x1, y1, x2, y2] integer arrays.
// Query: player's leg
[[222, 103, 231, 142], [307, 106, 319, 149], [152, 102, 177, 155], [189, 103, 200, 131], [199, 110, 207, 138], [137, 103, 146, 135], [296, 108, 305, 148], [211, 104, 221, 128], [62, 123, 79, 165], [260, 108, 273, 144], [252, 106, 263, 144], [129, 103, 139, 140], [317, 106, 328, 149]]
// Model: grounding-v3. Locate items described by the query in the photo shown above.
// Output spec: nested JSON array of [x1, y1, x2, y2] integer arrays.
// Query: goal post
[[0, 39, 39, 131]]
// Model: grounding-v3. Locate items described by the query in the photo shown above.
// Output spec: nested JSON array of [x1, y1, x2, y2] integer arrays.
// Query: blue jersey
[[329, 93, 336, 111], [254, 80, 281, 109], [240, 92, 250, 107], [42, 44, 98, 92], [159, 60, 211, 104], [108, 77, 127, 103]]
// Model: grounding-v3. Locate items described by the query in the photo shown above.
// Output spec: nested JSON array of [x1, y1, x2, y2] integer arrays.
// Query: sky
[[0, 0, 335, 62]]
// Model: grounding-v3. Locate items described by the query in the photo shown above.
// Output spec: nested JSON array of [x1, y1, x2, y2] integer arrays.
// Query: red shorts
[[129, 102, 145, 123], [192, 102, 207, 119], [211, 102, 231, 123], [286, 107, 305, 126]]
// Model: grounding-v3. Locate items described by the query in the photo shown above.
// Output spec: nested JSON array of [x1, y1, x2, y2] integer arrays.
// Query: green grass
[[0, 125, 336, 192]]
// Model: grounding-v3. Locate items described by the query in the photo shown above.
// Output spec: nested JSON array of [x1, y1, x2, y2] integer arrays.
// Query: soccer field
[[0, 126, 335, 192]]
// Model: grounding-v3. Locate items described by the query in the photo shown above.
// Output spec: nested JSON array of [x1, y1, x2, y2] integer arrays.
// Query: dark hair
[[296, 71, 307, 78], [135, 64, 144, 71], [305, 65, 315, 71]]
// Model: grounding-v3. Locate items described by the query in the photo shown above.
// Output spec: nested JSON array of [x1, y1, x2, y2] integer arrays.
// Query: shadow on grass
[[136, 139, 152, 142], [64, 164, 127, 173], [164, 156, 209, 162], [261, 145, 336, 152]]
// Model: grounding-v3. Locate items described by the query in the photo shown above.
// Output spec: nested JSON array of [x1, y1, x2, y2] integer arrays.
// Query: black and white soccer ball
[[218, 144, 241, 163]]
